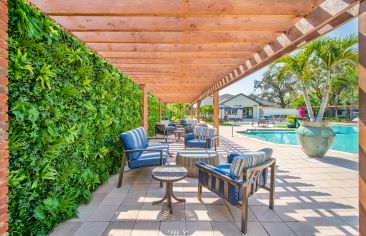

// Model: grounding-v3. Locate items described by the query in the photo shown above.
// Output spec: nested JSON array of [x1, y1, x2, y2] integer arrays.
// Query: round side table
[[152, 166, 187, 214], [176, 149, 219, 178]]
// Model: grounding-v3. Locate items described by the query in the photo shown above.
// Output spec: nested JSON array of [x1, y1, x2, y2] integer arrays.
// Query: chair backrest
[[229, 148, 272, 177], [135, 127, 148, 148], [182, 118, 197, 126], [193, 126, 216, 139], [119, 127, 147, 160], [159, 120, 170, 127]]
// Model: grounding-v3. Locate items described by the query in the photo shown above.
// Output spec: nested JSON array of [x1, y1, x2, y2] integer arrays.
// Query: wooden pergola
[[0, 0, 364, 234]]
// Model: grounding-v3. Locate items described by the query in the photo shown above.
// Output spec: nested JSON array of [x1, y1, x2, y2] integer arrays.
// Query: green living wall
[[7, 0, 160, 234], [148, 95, 159, 136]]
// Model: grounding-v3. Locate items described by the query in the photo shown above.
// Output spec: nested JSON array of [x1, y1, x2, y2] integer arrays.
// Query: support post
[[159, 99, 162, 121], [359, 2, 366, 235], [197, 101, 201, 123], [141, 84, 148, 133], [213, 91, 219, 146]]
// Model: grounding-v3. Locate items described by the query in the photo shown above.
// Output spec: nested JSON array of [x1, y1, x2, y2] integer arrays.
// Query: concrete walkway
[[50, 126, 359, 236]]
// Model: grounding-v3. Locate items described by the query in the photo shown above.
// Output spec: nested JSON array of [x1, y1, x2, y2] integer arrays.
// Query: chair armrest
[[124, 149, 164, 165], [195, 162, 243, 188], [148, 137, 168, 140]]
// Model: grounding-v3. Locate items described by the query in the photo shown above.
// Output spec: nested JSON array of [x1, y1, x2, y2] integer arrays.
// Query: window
[[225, 109, 237, 115], [243, 107, 253, 118]]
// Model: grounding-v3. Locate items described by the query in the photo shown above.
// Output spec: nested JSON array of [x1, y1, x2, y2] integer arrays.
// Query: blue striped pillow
[[229, 148, 273, 178]]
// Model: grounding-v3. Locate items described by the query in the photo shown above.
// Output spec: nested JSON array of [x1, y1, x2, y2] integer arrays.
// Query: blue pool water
[[241, 125, 359, 153]]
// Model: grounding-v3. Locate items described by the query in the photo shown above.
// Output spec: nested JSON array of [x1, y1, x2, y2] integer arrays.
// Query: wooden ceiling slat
[[72, 31, 281, 43], [99, 51, 252, 59], [106, 58, 245, 65], [29, 0, 321, 16], [52, 15, 299, 32], [87, 43, 265, 52]]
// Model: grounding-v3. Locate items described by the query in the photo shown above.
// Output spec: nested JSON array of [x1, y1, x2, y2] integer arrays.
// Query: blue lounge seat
[[185, 126, 217, 150], [195, 148, 276, 234], [118, 127, 169, 187]]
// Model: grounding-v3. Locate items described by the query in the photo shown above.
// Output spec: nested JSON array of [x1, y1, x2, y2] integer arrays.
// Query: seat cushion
[[187, 139, 207, 148], [129, 151, 168, 169], [120, 129, 145, 160], [146, 144, 169, 156], [230, 148, 273, 178]]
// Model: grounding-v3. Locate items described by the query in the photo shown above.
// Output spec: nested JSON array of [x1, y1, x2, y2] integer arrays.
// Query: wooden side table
[[152, 166, 188, 214], [176, 149, 220, 178]]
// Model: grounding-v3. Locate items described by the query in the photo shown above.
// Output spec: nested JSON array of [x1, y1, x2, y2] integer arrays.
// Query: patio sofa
[[184, 126, 217, 150], [195, 148, 276, 234], [118, 127, 169, 187]]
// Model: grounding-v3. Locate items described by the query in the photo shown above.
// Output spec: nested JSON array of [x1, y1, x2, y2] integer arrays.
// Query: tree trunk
[[316, 70, 331, 122], [302, 86, 315, 121], [350, 89, 354, 121]]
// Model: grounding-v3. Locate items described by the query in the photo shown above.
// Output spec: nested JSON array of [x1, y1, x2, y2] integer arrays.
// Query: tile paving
[[50, 126, 359, 236]]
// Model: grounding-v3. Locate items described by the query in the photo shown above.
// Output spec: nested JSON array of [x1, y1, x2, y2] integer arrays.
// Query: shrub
[[286, 115, 297, 123]]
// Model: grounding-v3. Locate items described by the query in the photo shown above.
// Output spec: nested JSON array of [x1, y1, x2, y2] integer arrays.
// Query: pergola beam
[[72, 31, 281, 44], [193, 0, 361, 103], [29, 0, 322, 16], [52, 15, 300, 32], [87, 43, 266, 53]]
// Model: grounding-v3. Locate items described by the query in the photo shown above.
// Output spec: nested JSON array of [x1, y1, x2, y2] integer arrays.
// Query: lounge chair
[[195, 148, 276, 234], [184, 126, 217, 150], [118, 127, 169, 187]]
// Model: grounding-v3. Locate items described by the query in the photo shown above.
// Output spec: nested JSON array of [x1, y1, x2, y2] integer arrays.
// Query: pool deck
[[50, 125, 359, 236]]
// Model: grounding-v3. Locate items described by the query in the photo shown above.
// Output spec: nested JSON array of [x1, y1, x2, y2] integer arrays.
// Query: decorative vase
[[296, 121, 336, 157]]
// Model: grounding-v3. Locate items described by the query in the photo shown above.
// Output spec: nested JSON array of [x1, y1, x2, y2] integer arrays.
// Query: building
[[200, 93, 298, 120]]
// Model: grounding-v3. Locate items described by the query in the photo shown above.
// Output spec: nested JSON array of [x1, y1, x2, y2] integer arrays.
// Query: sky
[[220, 18, 359, 96]]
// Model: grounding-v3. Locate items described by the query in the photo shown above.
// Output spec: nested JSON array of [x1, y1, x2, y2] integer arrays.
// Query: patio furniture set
[[118, 125, 276, 234]]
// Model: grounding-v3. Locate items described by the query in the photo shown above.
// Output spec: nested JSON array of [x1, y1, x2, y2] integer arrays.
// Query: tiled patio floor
[[50, 126, 359, 236]]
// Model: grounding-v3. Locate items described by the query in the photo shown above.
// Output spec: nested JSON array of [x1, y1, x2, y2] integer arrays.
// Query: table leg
[[152, 194, 167, 205], [167, 182, 173, 214], [172, 192, 186, 203]]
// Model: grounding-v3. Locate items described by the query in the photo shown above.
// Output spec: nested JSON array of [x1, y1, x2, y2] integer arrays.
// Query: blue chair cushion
[[185, 133, 194, 142], [187, 139, 207, 148], [129, 151, 168, 169], [227, 152, 241, 163], [120, 129, 145, 160], [230, 148, 273, 178], [135, 127, 148, 148], [146, 144, 169, 156]]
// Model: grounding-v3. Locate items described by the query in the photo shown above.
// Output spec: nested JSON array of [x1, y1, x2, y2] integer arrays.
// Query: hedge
[[8, 0, 159, 234]]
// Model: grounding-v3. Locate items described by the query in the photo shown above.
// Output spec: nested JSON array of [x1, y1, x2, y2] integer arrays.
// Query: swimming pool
[[240, 124, 359, 153]]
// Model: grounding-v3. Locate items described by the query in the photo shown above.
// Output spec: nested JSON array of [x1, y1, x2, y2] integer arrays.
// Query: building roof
[[200, 93, 278, 107]]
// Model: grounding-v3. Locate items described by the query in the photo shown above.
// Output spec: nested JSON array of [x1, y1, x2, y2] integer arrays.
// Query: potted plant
[[286, 115, 299, 128], [276, 35, 357, 157]]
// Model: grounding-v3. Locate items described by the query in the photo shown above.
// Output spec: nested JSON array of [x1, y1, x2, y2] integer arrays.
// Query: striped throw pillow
[[229, 148, 273, 178]]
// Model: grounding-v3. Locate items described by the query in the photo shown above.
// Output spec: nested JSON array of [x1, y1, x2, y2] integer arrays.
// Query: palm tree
[[276, 49, 316, 121], [332, 65, 358, 120], [306, 35, 358, 121]]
